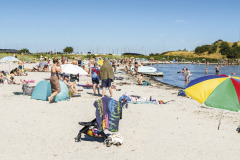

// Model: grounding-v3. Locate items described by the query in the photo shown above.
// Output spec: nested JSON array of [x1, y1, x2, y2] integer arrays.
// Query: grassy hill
[[161, 40, 240, 60], [161, 51, 226, 59]]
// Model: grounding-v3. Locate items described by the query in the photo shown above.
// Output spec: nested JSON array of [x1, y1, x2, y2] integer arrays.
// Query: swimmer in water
[[215, 65, 219, 75], [205, 67, 208, 75]]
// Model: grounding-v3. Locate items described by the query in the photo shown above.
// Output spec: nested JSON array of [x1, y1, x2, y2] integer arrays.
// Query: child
[[9, 76, 25, 85], [91, 62, 100, 95], [63, 74, 77, 94]]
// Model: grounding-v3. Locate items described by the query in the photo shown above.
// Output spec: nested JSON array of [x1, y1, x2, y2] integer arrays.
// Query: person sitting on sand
[[9, 76, 25, 85], [32, 65, 40, 72], [0, 71, 7, 83], [63, 74, 77, 94], [86, 81, 93, 85], [136, 73, 155, 86], [136, 73, 143, 85], [41, 65, 49, 72], [10, 68, 19, 76]]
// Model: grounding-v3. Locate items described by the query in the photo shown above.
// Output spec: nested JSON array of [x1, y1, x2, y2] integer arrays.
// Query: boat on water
[[131, 66, 157, 73], [131, 66, 163, 76]]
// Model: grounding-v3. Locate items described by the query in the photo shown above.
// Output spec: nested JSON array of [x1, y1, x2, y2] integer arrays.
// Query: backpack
[[22, 84, 35, 96]]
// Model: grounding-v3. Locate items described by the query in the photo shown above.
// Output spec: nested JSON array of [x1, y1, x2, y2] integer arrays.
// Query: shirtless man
[[216, 65, 219, 75], [134, 62, 138, 75], [185, 68, 190, 82]]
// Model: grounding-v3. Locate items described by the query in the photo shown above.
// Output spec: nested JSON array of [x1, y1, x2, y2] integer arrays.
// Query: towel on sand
[[94, 97, 121, 132]]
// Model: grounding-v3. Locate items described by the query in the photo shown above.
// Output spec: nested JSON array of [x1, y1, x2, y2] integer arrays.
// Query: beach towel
[[94, 97, 121, 132], [99, 59, 114, 81]]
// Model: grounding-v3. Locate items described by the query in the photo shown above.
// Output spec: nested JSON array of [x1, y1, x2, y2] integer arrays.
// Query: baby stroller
[[70, 74, 79, 82], [75, 98, 128, 142]]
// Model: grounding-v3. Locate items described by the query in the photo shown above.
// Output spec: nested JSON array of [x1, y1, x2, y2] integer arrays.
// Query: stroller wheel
[[116, 142, 121, 147], [106, 142, 112, 147], [236, 126, 240, 133], [74, 136, 81, 142]]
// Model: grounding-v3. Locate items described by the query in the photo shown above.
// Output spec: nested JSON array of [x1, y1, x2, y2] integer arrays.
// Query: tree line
[[195, 40, 240, 58]]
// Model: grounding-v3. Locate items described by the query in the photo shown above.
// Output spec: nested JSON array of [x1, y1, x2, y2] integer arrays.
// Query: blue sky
[[0, 0, 240, 54]]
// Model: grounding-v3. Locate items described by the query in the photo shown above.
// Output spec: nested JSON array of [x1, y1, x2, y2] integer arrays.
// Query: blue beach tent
[[31, 80, 69, 101]]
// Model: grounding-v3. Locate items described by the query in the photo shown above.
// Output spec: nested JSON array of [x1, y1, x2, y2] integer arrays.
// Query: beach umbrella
[[61, 64, 88, 75], [0, 56, 19, 72], [185, 74, 240, 129], [98, 59, 103, 66]]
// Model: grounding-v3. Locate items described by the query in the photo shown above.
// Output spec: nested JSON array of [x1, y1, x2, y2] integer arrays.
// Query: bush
[[195, 45, 211, 54], [208, 45, 217, 54]]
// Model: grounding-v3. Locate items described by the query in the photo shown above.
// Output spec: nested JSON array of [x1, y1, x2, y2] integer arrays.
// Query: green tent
[[31, 80, 69, 102]]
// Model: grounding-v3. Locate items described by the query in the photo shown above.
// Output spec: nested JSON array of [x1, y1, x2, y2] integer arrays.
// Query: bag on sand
[[104, 133, 123, 147], [22, 84, 35, 96], [178, 89, 187, 97]]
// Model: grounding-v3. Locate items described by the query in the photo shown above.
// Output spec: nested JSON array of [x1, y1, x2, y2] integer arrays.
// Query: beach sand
[[0, 62, 240, 160]]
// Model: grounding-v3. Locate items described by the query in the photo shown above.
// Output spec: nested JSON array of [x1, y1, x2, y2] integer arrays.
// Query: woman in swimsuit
[[48, 59, 62, 103]]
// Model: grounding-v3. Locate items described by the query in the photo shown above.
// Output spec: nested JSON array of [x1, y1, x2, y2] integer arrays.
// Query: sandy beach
[[1, 62, 240, 160]]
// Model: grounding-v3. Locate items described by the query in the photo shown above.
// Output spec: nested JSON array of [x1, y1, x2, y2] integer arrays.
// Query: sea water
[[153, 63, 240, 88]]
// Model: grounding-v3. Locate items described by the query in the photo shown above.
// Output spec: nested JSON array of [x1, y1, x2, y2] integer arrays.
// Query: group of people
[[48, 58, 115, 103], [122, 58, 155, 86], [0, 70, 27, 85]]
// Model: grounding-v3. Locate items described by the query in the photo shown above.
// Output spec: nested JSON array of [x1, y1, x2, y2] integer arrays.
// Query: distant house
[[0, 49, 19, 54], [122, 53, 144, 56]]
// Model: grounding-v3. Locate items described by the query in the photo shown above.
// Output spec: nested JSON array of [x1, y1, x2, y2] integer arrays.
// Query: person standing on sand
[[134, 62, 138, 75], [100, 59, 114, 97], [91, 62, 100, 96], [18, 59, 23, 76], [48, 59, 62, 103]]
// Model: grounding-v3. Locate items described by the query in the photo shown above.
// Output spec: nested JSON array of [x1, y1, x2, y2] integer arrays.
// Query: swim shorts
[[102, 78, 112, 87], [92, 78, 99, 84]]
